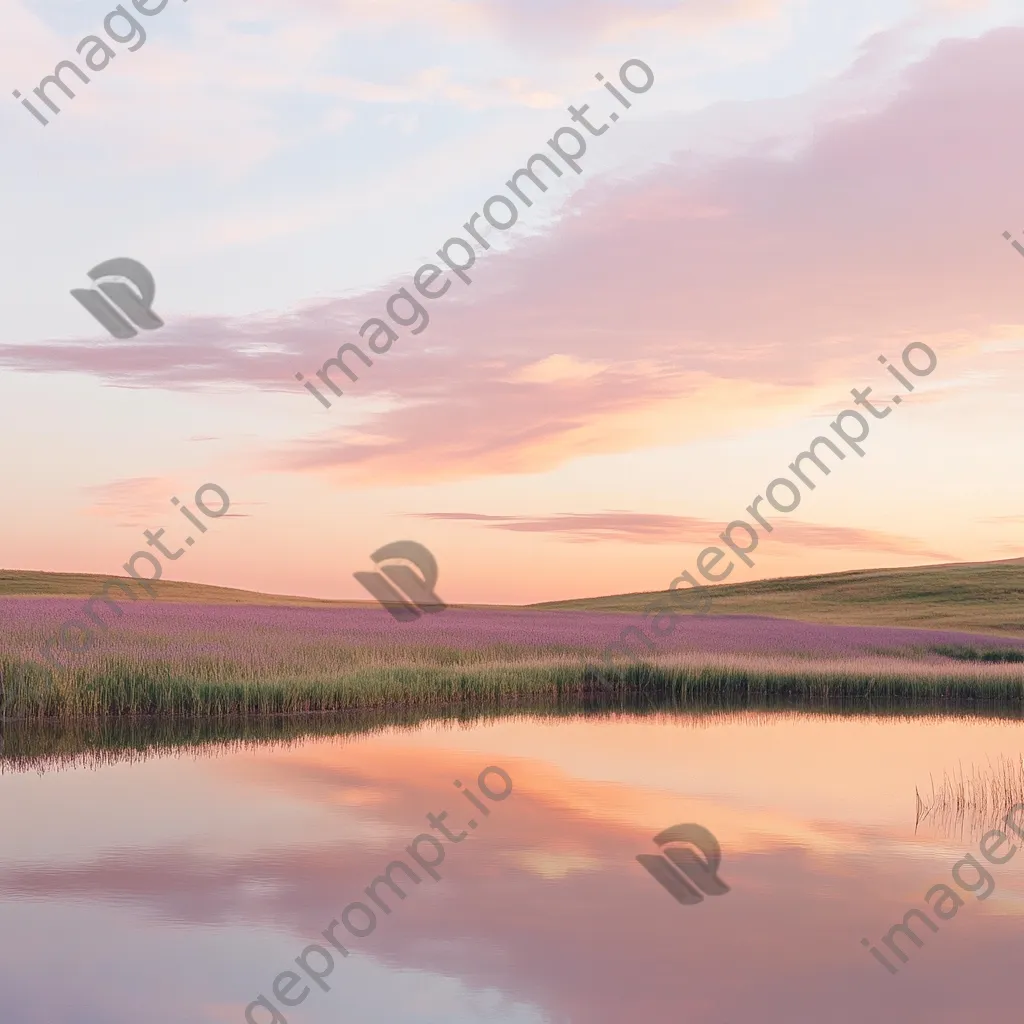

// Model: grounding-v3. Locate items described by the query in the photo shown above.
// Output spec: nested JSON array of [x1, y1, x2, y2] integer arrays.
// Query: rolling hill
[[530, 557, 1024, 637], [2, 557, 1022, 636], [0, 570, 362, 608]]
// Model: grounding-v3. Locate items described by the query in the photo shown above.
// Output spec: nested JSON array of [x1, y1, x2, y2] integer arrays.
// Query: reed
[[2, 649, 1024, 722], [3, 598, 1023, 722], [916, 753, 1024, 837]]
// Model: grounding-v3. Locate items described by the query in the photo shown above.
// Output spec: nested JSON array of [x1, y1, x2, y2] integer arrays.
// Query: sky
[[1, 0, 1023, 604]]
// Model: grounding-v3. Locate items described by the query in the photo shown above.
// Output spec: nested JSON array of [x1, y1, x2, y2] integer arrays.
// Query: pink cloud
[[413, 510, 955, 559], [82, 476, 176, 527], [82, 477, 256, 527], [477, 0, 784, 48], [4, 27, 1024, 485], [286, 0, 784, 47]]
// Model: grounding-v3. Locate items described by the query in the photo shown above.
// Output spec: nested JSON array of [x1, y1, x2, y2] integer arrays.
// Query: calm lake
[[2, 707, 1022, 1023]]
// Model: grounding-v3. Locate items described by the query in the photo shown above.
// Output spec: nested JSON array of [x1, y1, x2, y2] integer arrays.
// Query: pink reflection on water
[[0, 713, 1023, 1022]]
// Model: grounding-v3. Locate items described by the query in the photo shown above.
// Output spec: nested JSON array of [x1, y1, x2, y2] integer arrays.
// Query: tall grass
[[3, 598, 1024, 721], [917, 753, 1024, 837], [2, 649, 1024, 722]]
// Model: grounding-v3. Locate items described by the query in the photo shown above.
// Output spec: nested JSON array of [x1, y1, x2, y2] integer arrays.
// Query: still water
[[2, 709, 1023, 1023]]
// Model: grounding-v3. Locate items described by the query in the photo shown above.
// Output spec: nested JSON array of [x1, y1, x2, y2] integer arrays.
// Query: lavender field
[[3, 597, 1024, 719]]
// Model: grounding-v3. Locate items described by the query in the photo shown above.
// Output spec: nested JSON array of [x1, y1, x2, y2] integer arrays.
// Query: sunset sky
[[1, 0, 1023, 604]]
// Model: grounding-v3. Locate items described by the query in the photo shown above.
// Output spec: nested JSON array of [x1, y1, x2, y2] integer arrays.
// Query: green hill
[[0, 569, 363, 608], [0, 569, 502, 611], [3, 557, 1023, 637], [528, 557, 1024, 637]]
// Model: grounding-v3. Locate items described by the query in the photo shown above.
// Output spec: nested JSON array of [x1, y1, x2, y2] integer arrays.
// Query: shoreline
[[5, 691, 1024, 773]]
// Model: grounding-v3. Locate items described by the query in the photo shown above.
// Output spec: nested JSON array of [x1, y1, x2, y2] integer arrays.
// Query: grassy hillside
[[0, 569, 507, 610], [3, 557, 1024, 637], [0, 569, 364, 608], [529, 558, 1024, 637]]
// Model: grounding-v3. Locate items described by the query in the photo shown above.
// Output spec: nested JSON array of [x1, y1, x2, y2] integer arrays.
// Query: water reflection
[[1, 704, 1024, 1023], [5, 693, 1024, 773]]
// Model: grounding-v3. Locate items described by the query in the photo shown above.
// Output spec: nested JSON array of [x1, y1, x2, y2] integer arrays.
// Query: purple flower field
[[2, 597, 1023, 719], [3, 596, 1023, 666]]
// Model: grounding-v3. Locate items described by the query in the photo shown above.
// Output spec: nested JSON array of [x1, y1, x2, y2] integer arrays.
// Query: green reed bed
[[0, 652, 586, 719], [930, 644, 1024, 663], [3, 647, 1024, 721], [596, 653, 1024, 703]]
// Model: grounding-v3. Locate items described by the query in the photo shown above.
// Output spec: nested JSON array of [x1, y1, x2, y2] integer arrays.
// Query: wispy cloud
[[81, 477, 175, 528], [412, 510, 955, 560], [82, 477, 256, 526], [4, 26, 1024, 487]]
